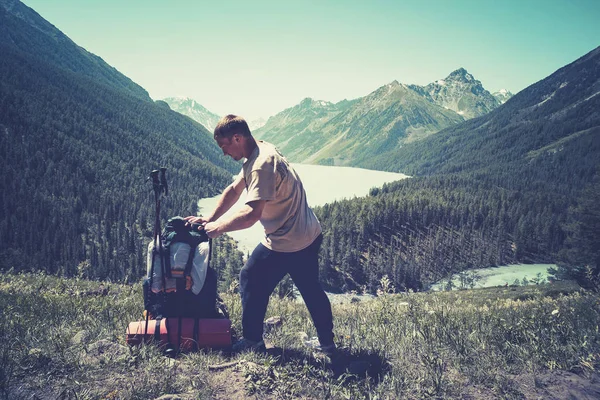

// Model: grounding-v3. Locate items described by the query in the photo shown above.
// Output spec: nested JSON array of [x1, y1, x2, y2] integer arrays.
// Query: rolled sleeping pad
[[126, 318, 232, 351]]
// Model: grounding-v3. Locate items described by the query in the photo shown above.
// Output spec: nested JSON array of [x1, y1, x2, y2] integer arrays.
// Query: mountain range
[[162, 97, 222, 132], [162, 97, 267, 132], [162, 69, 511, 157], [374, 46, 600, 183], [408, 67, 501, 119], [253, 68, 511, 166]]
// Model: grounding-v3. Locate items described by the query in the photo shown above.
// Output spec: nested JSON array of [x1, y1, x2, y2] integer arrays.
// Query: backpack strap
[[154, 318, 162, 343], [162, 233, 175, 279], [207, 238, 212, 270], [182, 233, 206, 283], [192, 317, 200, 352], [177, 316, 182, 353], [183, 241, 197, 278], [164, 317, 172, 349]]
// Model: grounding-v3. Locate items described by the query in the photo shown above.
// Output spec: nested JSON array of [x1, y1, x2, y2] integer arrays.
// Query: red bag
[[126, 318, 231, 351]]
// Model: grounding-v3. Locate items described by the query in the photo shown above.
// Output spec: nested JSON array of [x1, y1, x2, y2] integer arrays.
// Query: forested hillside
[[366, 47, 600, 181], [316, 176, 568, 292], [0, 0, 149, 100], [315, 47, 600, 292], [0, 1, 243, 283]]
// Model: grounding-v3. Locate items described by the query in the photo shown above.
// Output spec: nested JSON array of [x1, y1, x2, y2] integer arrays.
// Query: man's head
[[214, 114, 251, 140], [213, 114, 253, 161]]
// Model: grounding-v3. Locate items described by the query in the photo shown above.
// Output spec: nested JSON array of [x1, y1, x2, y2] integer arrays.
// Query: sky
[[21, 0, 600, 121]]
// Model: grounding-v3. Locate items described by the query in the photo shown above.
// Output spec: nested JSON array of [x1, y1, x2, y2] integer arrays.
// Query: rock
[[263, 316, 282, 334], [71, 330, 88, 346], [82, 340, 129, 366], [28, 348, 42, 357], [23, 348, 51, 369], [87, 339, 126, 355], [298, 332, 309, 342]]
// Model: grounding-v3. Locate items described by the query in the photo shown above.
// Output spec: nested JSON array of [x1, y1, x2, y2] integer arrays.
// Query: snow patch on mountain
[[493, 89, 514, 104], [248, 117, 267, 130], [162, 97, 221, 131]]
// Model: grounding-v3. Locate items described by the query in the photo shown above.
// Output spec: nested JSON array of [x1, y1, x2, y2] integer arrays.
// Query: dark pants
[[239, 234, 334, 345]]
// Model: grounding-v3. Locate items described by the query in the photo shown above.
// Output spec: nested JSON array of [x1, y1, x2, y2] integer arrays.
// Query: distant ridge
[[161, 97, 267, 132], [493, 89, 514, 104], [255, 97, 353, 148], [162, 97, 222, 131], [255, 68, 501, 166], [370, 46, 600, 188]]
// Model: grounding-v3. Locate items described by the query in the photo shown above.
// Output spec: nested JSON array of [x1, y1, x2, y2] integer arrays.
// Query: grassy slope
[[2, 273, 599, 399]]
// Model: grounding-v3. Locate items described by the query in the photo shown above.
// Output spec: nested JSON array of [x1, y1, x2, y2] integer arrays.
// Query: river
[[429, 263, 556, 291]]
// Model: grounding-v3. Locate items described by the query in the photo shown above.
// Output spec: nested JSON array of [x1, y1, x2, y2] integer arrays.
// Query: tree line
[[314, 173, 574, 293]]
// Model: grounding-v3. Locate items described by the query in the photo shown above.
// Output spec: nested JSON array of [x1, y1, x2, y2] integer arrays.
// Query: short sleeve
[[245, 164, 276, 203]]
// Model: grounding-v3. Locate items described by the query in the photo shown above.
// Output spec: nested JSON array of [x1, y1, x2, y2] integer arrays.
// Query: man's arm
[[185, 174, 245, 226], [206, 174, 246, 222], [204, 200, 265, 238]]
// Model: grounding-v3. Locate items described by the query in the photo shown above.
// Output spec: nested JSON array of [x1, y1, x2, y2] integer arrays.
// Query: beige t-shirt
[[240, 141, 321, 252]]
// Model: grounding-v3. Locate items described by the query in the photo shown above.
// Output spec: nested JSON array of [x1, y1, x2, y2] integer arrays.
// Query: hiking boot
[[304, 336, 337, 361], [314, 343, 337, 357], [231, 337, 265, 353]]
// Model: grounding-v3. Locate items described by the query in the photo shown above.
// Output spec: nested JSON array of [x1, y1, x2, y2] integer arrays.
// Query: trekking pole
[[160, 167, 168, 196], [145, 168, 168, 340]]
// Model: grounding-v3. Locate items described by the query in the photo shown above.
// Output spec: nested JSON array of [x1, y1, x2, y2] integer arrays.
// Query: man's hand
[[184, 215, 208, 231], [203, 221, 222, 238], [184, 216, 222, 237]]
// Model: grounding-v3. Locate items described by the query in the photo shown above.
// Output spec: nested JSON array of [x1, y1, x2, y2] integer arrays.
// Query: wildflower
[[551, 309, 559, 315]]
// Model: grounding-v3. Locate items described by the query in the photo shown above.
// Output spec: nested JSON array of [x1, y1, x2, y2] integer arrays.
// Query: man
[[185, 115, 335, 355]]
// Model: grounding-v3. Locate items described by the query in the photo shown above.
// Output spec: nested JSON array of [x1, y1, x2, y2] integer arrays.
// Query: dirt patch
[[209, 367, 258, 400], [521, 370, 600, 400], [459, 370, 600, 399]]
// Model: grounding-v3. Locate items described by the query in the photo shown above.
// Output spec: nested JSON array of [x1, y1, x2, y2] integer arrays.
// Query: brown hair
[[213, 114, 251, 139]]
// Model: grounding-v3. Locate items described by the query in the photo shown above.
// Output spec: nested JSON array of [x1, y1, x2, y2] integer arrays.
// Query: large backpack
[[143, 216, 222, 319]]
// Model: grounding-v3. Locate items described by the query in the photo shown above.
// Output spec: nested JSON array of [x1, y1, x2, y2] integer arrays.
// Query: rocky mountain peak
[[422, 68, 499, 119], [447, 67, 474, 82], [298, 97, 334, 109]]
